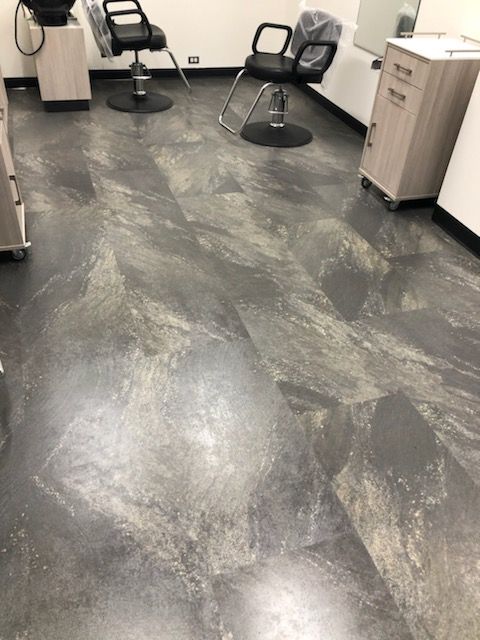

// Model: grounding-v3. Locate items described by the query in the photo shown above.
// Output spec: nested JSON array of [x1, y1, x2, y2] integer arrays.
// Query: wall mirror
[[354, 0, 422, 56]]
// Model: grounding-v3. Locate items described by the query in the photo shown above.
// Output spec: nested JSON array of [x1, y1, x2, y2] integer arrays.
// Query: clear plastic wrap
[[80, 0, 114, 59], [292, 4, 357, 88], [292, 9, 343, 69]]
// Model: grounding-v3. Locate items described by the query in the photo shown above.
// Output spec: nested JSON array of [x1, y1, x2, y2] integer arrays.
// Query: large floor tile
[[213, 533, 414, 640], [302, 393, 480, 640]]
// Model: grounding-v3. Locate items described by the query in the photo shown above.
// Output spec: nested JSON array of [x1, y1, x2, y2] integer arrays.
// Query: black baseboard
[[5, 67, 242, 89], [433, 205, 480, 258], [44, 99, 89, 112], [90, 67, 243, 81], [5, 77, 39, 88], [6, 68, 366, 136], [299, 84, 367, 137]]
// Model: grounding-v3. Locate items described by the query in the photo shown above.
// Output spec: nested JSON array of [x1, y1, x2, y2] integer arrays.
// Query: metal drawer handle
[[388, 87, 406, 101], [394, 63, 412, 75], [367, 122, 377, 147], [9, 175, 22, 206]]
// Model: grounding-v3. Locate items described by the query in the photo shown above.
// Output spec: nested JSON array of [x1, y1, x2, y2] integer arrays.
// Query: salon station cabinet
[[0, 65, 29, 261], [360, 36, 480, 210]]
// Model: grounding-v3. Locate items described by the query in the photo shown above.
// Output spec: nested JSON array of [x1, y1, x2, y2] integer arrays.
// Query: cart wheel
[[387, 200, 400, 212], [361, 177, 372, 189], [11, 249, 27, 261]]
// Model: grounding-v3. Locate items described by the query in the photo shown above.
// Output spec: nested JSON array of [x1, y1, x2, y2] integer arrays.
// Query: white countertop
[[387, 37, 480, 61]]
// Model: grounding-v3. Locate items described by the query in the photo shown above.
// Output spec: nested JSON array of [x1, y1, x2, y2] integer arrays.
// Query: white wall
[[415, 0, 480, 38], [438, 71, 480, 236], [0, 0, 290, 77]]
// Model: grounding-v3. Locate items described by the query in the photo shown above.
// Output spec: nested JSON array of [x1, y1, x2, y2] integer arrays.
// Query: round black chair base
[[106, 91, 173, 113], [240, 122, 313, 147]]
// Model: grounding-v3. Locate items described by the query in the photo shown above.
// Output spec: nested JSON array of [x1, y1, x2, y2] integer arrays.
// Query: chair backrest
[[102, 0, 152, 52], [292, 9, 342, 76], [80, 0, 113, 59]]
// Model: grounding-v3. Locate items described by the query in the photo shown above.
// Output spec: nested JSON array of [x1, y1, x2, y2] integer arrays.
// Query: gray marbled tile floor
[[0, 77, 479, 640]]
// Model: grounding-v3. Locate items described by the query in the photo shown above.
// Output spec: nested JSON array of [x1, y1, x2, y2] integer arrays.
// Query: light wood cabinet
[[0, 67, 8, 133], [360, 37, 480, 209], [29, 17, 91, 111], [0, 66, 29, 260]]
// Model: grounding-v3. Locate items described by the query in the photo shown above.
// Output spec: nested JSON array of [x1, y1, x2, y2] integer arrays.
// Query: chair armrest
[[293, 40, 338, 75], [252, 23, 293, 56], [103, 0, 152, 45]]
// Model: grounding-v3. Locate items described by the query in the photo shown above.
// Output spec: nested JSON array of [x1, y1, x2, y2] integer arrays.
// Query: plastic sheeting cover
[[292, 9, 343, 70], [80, 0, 113, 59]]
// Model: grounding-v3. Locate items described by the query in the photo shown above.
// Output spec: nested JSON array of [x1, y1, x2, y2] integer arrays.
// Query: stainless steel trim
[[218, 69, 275, 135], [445, 48, 480, 57], [461, 34, 480, 46], [163, 47, 192, 93], [219, 68, 248, 134]]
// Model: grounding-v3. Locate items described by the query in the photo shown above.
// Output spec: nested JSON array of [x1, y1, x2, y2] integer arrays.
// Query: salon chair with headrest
[[219, 22, 338, 147], [102, 0, 191, 113]]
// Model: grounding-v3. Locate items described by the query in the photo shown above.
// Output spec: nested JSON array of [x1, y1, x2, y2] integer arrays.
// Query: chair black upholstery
[[245, 53, 325, 84], [245, 54, 295, 83], [110, 24, 167, 56], [102, 0, 190, 113], [219, 22, 338, 147]]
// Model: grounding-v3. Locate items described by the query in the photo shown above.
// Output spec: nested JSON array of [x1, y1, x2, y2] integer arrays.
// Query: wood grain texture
[[361, 43, 480, 201], [383, 45, 430, 90], [361, 95, 416, 195], [0, 123, 24, 248], [399, 58, 480, 197], [378, 71, 424, 116], [0, 65, 8, 133], [29, 21, 92, 102]]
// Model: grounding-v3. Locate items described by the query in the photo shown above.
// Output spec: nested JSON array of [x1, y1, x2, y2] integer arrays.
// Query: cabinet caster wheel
[[387, 200, 400, 212], [11, 249, 27, 261], [361, 177, 372, 189]]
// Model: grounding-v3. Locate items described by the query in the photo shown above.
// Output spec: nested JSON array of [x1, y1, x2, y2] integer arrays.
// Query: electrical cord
[[15, 0, 45, 56]]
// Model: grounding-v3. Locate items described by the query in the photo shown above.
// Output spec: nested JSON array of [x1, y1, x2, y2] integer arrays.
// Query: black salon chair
[[219, 23, 337, 147], [103, 0, 191, 113]]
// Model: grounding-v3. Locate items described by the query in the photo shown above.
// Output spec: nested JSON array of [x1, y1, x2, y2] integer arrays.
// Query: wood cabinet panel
[[360, 41, 480, 203], [0, 156, 24, 247], [383, 45, 430, 90], [30, 22, 92, 102], [361, 95, 416, 196], [0, 65, 8, 132], [378, 71, 423, 115]]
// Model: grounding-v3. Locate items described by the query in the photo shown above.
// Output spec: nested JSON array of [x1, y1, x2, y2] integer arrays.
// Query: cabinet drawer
[[378, 71, 423, 115], [383, 45, 430, 90], [361, 95, 416, 196]]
